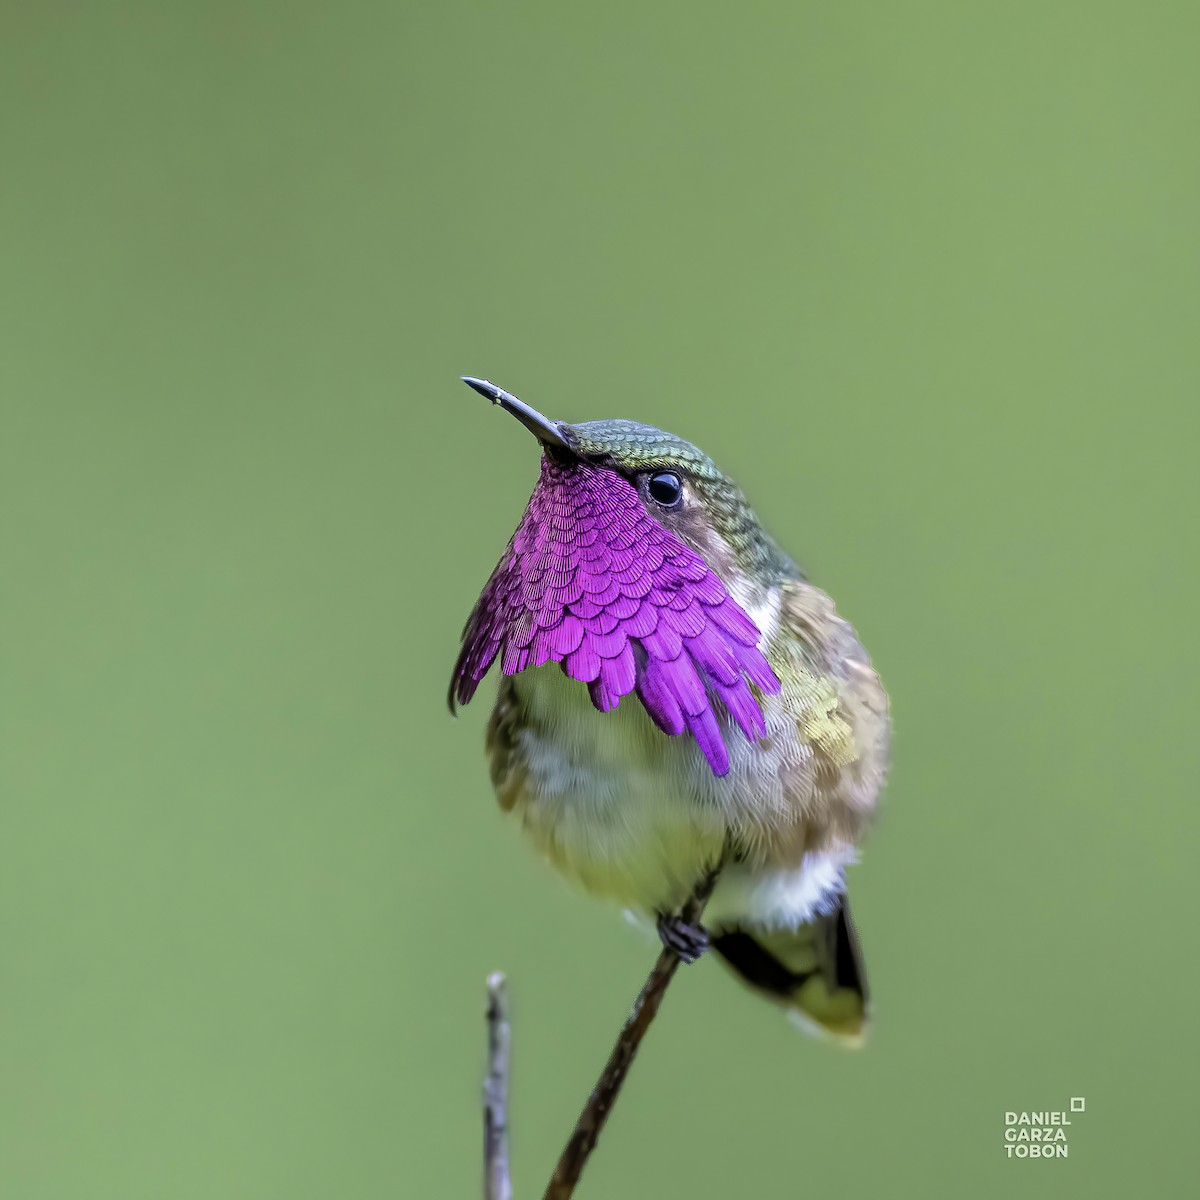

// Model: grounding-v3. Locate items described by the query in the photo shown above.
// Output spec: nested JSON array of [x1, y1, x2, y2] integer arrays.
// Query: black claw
[[657, 912, 710, 964]]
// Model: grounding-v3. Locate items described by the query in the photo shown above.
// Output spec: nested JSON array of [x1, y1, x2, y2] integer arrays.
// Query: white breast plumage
[[502, 607, 852, 932]]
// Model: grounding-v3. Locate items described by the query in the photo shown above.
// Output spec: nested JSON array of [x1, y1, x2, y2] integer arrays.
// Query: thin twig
[[484, 972, 512, 1200], [542, 866, 722, 1200]]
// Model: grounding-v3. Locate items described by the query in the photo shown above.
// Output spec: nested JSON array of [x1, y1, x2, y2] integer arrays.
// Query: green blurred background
[[2, 2, 1197, 1197]]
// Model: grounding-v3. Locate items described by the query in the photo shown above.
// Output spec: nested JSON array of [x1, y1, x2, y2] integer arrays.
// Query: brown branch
[[542, 865, 722, 1200], [484, 972, 512, 1200]]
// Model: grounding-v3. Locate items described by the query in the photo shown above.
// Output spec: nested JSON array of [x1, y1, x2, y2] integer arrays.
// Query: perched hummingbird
[[449, 378, 890, 1043]]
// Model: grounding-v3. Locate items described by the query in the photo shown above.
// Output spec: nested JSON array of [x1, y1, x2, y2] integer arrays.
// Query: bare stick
[[484, 972, 512, 1200], [542, 866, 722, 1200]]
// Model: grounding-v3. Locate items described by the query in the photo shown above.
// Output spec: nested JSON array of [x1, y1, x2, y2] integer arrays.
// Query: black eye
[[647, 471, 683, 507]]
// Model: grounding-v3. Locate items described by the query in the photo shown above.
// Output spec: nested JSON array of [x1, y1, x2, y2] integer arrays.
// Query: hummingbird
[[449, 377, 890, 1043]]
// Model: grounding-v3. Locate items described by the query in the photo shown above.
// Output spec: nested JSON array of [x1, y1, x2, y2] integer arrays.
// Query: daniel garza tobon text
[[1003, 1111, 1074, 1159]]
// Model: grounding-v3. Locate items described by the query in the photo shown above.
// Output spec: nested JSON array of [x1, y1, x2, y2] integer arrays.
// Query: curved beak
[[461, 377, 571, 450]]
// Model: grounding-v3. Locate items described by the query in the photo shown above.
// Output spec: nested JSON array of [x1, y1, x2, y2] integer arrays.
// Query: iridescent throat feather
[[449, 456, 780, 775]]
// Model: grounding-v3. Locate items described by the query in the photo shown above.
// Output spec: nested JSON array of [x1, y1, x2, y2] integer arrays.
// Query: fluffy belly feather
[[490, 665, 851, 928]]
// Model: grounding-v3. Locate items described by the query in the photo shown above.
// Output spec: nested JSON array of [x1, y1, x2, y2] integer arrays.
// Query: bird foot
[[656, 912, 709, 963]]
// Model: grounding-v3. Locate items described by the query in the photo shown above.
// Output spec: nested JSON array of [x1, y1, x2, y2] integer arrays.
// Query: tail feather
[[711, 894, 869, 1046]]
